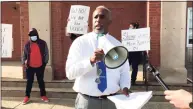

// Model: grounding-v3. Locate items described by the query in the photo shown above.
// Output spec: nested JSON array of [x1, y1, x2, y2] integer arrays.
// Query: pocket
[[24, 67, 28, 73], [75, 94, 89, 109], [75, 94, 80, 106]]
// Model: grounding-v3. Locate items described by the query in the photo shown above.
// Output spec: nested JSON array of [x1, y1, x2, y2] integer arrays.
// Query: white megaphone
[[98, 35, 128, 69]]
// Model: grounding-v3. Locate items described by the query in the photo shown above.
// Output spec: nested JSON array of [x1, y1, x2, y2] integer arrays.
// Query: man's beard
[[94, 28, 105, 34]]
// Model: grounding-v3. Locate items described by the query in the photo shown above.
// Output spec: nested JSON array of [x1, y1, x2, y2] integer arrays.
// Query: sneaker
[[41, 96, 49, 102], [22, 96, 30, 105]]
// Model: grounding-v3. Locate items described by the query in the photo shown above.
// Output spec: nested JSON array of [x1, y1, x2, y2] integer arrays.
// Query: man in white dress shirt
[[66, 5, 131, 109]]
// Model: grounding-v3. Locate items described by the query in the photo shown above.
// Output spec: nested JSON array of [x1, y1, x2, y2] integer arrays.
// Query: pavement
[[1, 97, 74, 109], [1, 97, 176, 109], [1, 65, 177, 109]]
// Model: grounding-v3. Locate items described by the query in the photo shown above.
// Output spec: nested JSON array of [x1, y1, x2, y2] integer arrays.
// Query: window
[[187, 7, 192, 47]]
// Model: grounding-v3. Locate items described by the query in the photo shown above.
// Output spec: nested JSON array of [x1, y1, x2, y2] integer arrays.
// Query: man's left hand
[[122, 87, 131, 96]]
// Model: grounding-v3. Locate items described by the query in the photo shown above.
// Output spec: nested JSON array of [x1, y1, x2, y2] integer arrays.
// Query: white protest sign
[[68, 5, 90, 21], [67, 20, 88, 35], [67, 5, 90, 34], [121, 27, 150, 52], [1, 24, 13, 58]]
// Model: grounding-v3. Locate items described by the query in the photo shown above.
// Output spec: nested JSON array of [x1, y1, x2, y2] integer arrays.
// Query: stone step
[[2, 79, 74, 88], [2, 97, 176, 109], [2, 61, 23, 79], [2, 87, 76, 99], [2, 87, 171, 102], [2, 78, 192, 92]]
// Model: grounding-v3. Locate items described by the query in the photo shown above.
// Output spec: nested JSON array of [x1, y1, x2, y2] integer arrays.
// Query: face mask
[[30, 36, 37, 41]]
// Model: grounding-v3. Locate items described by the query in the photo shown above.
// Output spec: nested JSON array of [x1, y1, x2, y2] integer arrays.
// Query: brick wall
[[20, 2, 29, 79], [1, 2, 21, 61], [1, 2, 29, 78], [51, 2, 147, 79], [1, 2, 29, 63], [187, 1, 192, 7], [147, 2, 161, 67], [1, 1, 161, 79]]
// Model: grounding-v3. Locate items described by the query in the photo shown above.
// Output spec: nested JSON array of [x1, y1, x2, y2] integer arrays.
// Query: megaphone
[[98, 35, 128, 69]]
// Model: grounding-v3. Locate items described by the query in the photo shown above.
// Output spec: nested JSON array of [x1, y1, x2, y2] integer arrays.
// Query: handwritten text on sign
[[68, 5, 90, 21], [67, 5, 90, 34], [1, 24, 13, 58], [121, 27, 150, 52], [67, 20, 88, 34]]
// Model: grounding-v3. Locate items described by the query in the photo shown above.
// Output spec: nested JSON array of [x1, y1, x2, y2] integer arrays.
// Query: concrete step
[[2, 87, 171, 102], [2, 61, 23, 79], [2, 78, 74, 88], [2, 78, 192, 92], [2, 87, 76, 99], [2, 97, 176, 109]]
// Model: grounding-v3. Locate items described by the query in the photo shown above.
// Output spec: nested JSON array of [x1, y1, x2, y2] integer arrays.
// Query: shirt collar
[[91, 31, 110, 38]]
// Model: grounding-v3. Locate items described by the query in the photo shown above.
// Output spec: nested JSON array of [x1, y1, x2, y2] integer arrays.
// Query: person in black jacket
[[69, 33, 82, 42], [22, 28, 49, 104], [128, 22, 145, 85]]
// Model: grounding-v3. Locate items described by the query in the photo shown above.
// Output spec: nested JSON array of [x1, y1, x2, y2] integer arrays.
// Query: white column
[[28, 2, 53, 80], [160, 2, 187, 83]]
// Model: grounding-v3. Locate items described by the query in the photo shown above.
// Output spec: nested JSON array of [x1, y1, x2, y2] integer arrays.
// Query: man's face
[[92, 8, 111, 34]]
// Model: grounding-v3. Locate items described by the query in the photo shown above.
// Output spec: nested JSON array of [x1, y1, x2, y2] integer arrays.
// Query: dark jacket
[[128, 51, 147, 64], [22, 28, 49, 67], [70, 33, 82, 42]]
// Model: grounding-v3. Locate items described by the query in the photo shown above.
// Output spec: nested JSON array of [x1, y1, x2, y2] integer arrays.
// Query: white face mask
[[30, 36, 37, 41]]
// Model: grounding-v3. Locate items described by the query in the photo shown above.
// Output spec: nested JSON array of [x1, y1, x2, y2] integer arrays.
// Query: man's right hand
[[90, 48, 104, 64]]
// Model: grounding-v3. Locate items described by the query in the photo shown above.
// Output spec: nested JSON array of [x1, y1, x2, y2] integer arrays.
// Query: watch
[[189, 102, 193, 108]]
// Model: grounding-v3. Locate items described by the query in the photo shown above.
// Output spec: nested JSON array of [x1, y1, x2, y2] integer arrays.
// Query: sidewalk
[[2, 97, 74, 109], [2, 97, 176, 109]]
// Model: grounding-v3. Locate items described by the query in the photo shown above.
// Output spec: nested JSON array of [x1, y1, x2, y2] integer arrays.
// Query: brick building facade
[[1, 1, 192, 83]]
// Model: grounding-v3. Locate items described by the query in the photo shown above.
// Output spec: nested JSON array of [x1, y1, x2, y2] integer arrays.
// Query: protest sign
[[67, 5, 90, 34], [67, 20, 88, 34], [68, 5, 90, 21], [1, 24, 13, 58], [121, 27, 150, 52]]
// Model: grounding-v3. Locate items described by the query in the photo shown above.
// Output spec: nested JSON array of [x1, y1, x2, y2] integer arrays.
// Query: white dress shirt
[[65, 32, 131, 96]]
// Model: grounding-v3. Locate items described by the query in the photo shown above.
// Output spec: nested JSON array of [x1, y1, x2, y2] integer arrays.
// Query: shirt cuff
[[120, 85, 131, 90], [84, 59, 94, 72]]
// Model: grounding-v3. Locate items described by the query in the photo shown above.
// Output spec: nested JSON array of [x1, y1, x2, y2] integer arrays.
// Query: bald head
[[92, 6, 112, 34], [94, 6, 112, 21]]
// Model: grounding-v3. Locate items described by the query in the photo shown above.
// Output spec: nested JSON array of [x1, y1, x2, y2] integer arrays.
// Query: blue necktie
[[97, 61, 107, 92]]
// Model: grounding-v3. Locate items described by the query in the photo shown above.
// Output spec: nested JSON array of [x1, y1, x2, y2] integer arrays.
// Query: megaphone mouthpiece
[[107, 49, 119, 60], [104, 46, 128, 69]]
